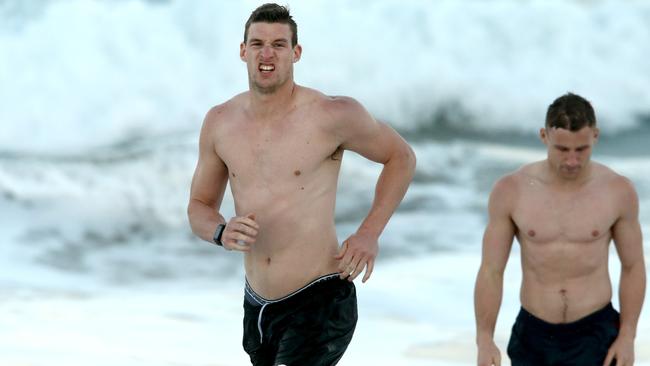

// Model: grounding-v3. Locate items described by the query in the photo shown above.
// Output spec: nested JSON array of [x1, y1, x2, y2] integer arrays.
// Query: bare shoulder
[[321, 94, 368, 122], [490, 172, 520, 200], [593, 162, 639, 203], [203, 92, 248, 129], [494, 161, 543, 193], [295, 87, 366, 116]]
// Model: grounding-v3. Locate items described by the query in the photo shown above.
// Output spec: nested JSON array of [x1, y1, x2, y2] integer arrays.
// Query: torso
[[511, 161, 622, 323], [212, 87, 344, 299]]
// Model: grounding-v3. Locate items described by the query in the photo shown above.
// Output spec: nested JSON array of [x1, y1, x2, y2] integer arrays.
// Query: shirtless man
[[187, 4, 415, 365], [474, 93, 645, 366]]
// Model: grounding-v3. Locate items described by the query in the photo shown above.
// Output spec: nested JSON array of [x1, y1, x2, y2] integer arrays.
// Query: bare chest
[[216, 118, 341, 190], [513, 185, 618, 244]]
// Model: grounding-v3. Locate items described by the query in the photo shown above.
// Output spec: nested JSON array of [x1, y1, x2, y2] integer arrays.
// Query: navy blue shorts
[[507, 302, 620, 366], [242, 274, 357, 366]]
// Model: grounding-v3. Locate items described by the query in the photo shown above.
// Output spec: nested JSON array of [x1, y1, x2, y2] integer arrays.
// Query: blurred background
[[1, 0, 649, 365]]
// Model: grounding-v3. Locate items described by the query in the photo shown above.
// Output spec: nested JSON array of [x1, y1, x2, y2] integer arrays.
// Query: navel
[[559, 289, 568, 322], [266, 257, 271, 265], [300, 186, 304, 190], [592, 230, 599, 237], [294, 170, 301, 176], [527, 230, 536, 237]]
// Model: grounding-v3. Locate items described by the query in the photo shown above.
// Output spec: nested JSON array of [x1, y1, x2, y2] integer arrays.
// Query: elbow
[[406, 144, 417, 171], [186, 199, 203, 236], [396, 143, 417, 179]]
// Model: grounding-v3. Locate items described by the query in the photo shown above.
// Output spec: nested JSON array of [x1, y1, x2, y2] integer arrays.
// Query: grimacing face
[[240, 22, 301, 95], [540, 126, 599, 180]]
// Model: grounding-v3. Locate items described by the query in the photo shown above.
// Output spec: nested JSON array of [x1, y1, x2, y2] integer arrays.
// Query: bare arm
[[187, 107, 259, 250], [474, 176, 517, 366], [332, 97, 416, 282], [604, 177, 646, 366], [187, 108, 230, 243]]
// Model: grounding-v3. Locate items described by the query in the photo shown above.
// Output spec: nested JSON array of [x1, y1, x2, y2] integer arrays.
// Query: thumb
[[246, 213, 256, 221], [334, 241, 348, 259]]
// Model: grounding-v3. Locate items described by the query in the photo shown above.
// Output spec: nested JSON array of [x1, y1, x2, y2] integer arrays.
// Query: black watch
[[213, 224, 226, 246]]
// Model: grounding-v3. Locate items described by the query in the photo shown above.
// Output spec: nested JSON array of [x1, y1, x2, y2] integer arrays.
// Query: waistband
[[517, 302, 618, 335], [244, 273, 340, 307]]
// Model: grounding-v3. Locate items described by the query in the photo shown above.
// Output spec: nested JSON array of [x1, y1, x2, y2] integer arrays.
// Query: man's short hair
[[244, 3, 297, 47], [545, 92, 597, 131]]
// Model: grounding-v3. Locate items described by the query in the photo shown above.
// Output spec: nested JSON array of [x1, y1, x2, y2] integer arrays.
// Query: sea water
[[1, 1, 649, 365]]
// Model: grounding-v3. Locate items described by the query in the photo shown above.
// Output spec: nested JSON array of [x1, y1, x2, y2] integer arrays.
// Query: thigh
[[242, 302, 274, 366], [507, 320, 546, 366], [561, 321, 619, 366], [274, 282, 358, 366]]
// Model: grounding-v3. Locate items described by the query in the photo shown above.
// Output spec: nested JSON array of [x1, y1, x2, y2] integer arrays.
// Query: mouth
[[259, 64, 275, 73]]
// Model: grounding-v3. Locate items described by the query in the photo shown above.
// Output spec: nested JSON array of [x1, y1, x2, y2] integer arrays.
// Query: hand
[[477, 339, 501, 366], [335, 230, 378, 283], [603, 335, 634, 366], [222, 213, 258, 251]]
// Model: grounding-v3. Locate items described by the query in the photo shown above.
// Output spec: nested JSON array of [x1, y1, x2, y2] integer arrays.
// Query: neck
[[545, 160, 593, 188], [248, 80, 297, 118]]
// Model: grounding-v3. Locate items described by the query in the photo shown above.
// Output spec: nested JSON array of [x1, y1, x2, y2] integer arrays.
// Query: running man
[[474, 93, 645, 366], [187, 4, 416, 365]]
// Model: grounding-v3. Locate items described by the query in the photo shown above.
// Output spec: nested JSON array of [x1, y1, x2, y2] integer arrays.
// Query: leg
[[274, 281, 357, 366], [243, 301, 275, 366]]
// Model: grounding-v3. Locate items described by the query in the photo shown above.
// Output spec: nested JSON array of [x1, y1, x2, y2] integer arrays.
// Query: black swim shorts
[[507, 302, 620, 366], [242, 274, 357, 366]]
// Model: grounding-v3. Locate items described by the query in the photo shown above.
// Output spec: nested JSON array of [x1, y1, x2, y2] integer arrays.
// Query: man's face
[[240, 22, 301, 94], [540, 126, 599, 180]]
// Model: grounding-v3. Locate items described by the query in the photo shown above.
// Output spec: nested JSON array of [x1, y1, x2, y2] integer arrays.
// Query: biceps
[[613, 219, 644, 268], [481, 219, 515, 272], [189, 153, 229, 207], [342, 122, 405, 164]]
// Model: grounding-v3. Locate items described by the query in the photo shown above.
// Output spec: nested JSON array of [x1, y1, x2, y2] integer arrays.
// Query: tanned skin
[[187, 22, 415, 299], [475, 126, 645, 366]]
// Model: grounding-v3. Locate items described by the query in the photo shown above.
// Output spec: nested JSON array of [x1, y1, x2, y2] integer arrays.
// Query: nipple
[[592, 230, 599, 237], [527, 230, 536, 237], [294, 170, 301, 176]]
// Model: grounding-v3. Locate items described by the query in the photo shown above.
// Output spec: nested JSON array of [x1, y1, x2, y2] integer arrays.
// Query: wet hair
[[545, 92, 596, 131], [244, 3, 297, 47]]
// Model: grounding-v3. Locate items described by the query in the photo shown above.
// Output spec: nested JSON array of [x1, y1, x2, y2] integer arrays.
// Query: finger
[[225, 232, 256, 245], [224, 241, 251, 252], [246, 213, 256, 221], [348, 257, 366, 281], [234, 216, 259, 230], [338, 253, 354, 274], [603, 350, 615, 366], [334, 241, 348, 260], [362, 259, 375, 283], [338, 256, 353, 277], [232, 222, 258, 237]]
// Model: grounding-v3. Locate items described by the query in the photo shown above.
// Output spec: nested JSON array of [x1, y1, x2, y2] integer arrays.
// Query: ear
[[240, 42, 246, 62], [539, 128, 548, 144], [593, 127, 600, 140], [292, 44, 302, 63]]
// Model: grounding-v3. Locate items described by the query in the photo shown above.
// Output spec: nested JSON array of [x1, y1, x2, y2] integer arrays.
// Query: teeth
[[260, 65, 274, 71]]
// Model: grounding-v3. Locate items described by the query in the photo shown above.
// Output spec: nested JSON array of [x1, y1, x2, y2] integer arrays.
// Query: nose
[[565, 153, 580, 167], [260, 45, 273, 59]]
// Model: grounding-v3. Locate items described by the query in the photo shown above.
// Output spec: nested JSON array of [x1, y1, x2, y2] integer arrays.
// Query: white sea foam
[[2, 1, 650, 154]]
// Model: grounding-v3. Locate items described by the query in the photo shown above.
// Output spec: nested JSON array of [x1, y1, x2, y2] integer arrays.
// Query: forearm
[[618, 262, 647, 338], [187, 199, 226, 243], [358, 147, 415, 236], [475, 267, 504, 344]]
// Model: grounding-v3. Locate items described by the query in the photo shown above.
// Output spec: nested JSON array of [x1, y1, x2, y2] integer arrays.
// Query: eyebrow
[[248, 37, 290, 44], [553, 144, 590, 150]]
